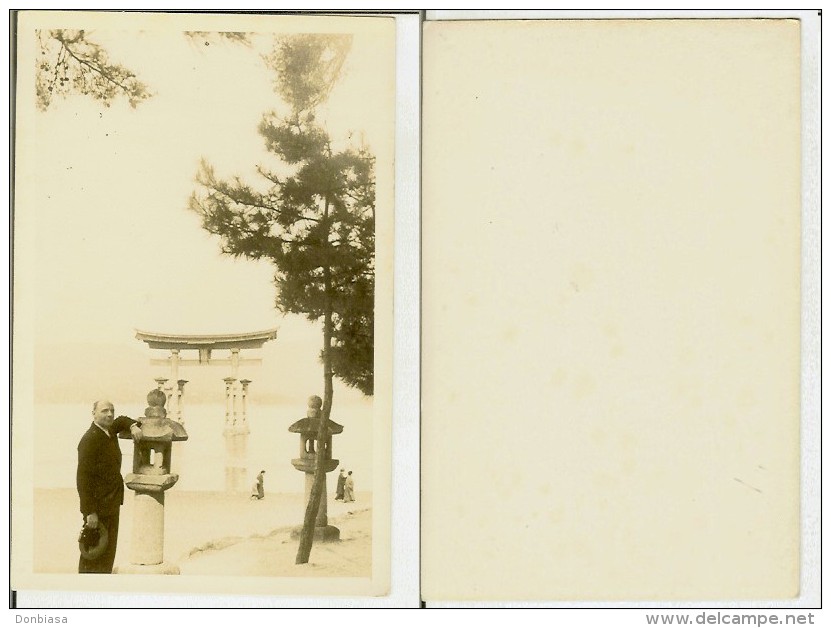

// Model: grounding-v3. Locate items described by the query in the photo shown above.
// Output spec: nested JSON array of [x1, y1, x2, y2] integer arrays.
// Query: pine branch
[[55, 33, 138, 95], [36, 29, 151, 110]]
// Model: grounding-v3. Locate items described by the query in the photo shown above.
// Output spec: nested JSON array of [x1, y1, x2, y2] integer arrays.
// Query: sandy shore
[[34, 488, 372, 577], [180, 508, 371, 577]]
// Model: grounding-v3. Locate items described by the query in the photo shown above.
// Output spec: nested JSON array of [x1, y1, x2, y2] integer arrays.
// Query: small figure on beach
[[335, 468, 347, 500], [251, 470, 265, 500], [343, 471, 355, 503], [76, 399, 142, 573]]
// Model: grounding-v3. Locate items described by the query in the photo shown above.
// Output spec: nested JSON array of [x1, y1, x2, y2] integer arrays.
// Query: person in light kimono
[[343, 470, 355, 503]]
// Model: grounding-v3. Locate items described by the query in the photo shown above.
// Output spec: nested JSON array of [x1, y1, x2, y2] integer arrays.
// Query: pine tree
[[188, 34, 374, 563]]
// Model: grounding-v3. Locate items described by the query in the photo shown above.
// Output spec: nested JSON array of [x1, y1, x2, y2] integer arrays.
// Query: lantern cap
[[118, 418, 187, 441], [288, 417, 344, 435]]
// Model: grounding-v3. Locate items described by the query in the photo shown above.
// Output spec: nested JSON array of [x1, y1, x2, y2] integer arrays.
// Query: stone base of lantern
[[114, 561, 181, 575], [290, 525, 340, 542]]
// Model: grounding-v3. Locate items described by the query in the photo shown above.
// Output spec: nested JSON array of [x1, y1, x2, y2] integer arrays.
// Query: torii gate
[[135, 328, 278, 434]]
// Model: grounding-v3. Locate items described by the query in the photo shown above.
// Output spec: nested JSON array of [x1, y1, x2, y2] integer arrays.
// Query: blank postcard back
[[422, 19, 801, 601]]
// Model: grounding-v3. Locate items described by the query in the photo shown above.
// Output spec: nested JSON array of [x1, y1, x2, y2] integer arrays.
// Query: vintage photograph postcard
[[12, 10, 394, 598]]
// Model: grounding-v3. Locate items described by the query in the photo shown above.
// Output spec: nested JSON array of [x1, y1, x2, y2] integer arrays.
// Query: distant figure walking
[[335, 468, 347, 500], [251, 470, 265, 500], [343, 470, 355, 503]]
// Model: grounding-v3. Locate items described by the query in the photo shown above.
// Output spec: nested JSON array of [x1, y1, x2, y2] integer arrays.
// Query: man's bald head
[[92, 400, 113, 413], [92, 400, 115, 430]]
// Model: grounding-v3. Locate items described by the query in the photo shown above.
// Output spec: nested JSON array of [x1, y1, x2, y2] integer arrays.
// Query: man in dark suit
[[76, 399, 142, 573]]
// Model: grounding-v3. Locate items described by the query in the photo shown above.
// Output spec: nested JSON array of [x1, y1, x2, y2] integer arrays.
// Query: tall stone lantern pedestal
[[288, 396, 343, 542], [115, 389, 188, 574]]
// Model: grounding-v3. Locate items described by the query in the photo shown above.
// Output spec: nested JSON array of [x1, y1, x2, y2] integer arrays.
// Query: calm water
[[34, 399, 374, 494]]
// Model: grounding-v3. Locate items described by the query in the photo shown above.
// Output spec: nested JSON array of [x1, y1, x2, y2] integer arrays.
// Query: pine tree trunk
[[296, 200, 335, 565]]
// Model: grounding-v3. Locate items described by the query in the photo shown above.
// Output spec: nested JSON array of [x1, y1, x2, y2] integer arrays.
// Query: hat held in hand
[[78, 521, 109, 561]]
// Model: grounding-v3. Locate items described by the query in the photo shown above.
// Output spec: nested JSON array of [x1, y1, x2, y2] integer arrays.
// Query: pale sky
[[17, 15, 394, 402]]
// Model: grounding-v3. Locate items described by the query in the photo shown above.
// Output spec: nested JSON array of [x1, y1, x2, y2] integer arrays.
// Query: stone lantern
[[288, 396, 343, 542], [116, 388, 188, 574]]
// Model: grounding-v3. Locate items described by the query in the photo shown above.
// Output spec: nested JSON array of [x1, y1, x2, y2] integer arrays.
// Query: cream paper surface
[[422, 19, 801, 601], [12, 11, 395, 598]]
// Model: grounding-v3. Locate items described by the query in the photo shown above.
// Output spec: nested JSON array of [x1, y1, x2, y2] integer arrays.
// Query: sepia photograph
[[12, 10, 395, 597]]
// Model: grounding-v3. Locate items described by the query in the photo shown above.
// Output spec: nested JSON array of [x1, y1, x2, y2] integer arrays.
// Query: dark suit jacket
[[76, 416, 137, 517]]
